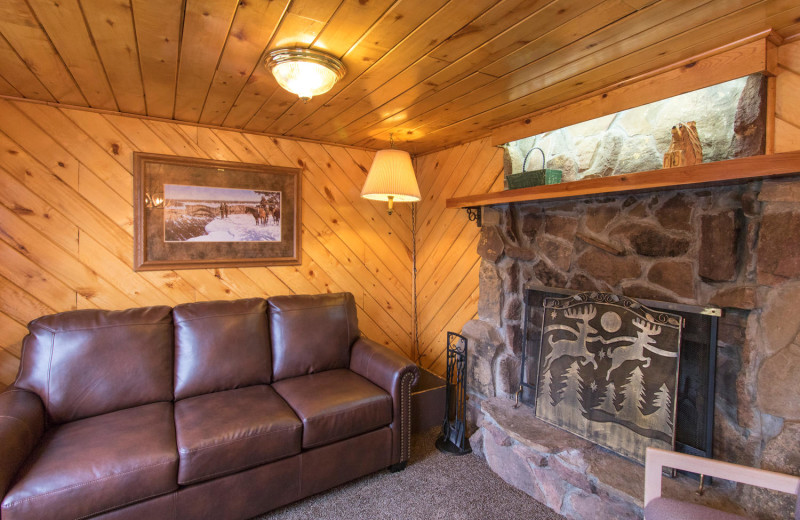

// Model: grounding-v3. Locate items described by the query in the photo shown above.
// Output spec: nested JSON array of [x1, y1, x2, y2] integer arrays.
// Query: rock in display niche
[[462, 75, 800, 519], [502, 74, 766, 182]]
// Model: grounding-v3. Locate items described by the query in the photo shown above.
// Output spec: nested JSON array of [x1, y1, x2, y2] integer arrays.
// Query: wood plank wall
[[413, 137, 504, 376], [414, 42, 800, 377], [3, 42, 800, 389], [0, 99, 412, 391], [776, 41, 800, 151]]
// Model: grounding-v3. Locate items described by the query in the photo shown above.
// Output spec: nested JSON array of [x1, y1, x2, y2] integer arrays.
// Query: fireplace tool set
[[436, 332, 471, 455]]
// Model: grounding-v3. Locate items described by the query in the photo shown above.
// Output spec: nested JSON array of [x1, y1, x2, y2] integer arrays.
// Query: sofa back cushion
[[269, 293, 359, 382], [173, 298, 271, 400], [15, 306, 174, 423]]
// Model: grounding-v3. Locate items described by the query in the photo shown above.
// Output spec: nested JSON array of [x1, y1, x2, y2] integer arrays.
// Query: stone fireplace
[[461, 178, 800, 519]]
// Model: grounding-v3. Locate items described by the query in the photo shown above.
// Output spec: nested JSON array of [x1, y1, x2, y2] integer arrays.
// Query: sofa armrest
[[350, 337, 419, 394], [0, 388, 45, 496], [350, 337, 419, 466]]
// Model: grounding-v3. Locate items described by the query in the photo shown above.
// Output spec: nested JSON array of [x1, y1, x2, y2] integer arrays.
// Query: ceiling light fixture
[[361, 135, 421, 215], [266, 48, 346, 102]]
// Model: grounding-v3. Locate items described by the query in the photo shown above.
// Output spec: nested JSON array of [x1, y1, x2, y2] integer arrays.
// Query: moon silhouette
[[600, 311, 622, 333]]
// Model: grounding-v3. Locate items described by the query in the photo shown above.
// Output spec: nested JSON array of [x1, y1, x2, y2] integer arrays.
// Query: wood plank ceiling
[[0, 0, 798, 155]]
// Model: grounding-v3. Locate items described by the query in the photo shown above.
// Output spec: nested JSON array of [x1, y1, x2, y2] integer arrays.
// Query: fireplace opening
[[519, 286, 720, 463]]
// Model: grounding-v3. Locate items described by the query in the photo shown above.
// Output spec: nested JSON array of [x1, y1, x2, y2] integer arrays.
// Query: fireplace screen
[[534, 292, 683, 464]]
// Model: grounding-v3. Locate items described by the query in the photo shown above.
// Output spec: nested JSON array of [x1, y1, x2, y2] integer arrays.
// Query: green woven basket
[[507, 169, 562, 189], [506, 147, 562, 189]]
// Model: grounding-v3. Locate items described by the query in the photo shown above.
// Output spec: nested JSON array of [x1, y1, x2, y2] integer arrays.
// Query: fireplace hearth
[[475, 396, 745, 519]]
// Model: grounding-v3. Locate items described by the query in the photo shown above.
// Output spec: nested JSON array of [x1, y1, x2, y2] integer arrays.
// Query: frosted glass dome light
[[266, 48, 346, 102]]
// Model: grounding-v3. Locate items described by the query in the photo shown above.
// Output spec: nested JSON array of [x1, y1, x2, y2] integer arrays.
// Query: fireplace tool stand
[[436, 332, 472, 455]]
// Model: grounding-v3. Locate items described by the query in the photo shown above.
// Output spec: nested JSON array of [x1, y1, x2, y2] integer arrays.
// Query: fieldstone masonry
[[462, 178, 800, 519]]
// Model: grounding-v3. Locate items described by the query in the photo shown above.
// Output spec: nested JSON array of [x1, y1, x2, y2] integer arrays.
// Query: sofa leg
[[388, 461, 407, 473]]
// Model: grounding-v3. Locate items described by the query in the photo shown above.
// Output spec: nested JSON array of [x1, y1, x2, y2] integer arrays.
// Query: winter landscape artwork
[[164, 184, 281, 243], [534, 292, 682, 464], [133, 153, 301, 270]]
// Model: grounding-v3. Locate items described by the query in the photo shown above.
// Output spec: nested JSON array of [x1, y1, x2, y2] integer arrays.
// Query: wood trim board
[[446, 152, 800, 208]]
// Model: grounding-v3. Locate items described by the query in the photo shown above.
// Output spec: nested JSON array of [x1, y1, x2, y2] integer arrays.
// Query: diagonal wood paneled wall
[[0, 98, 412, 390], [4, 42, 800, 390], [413, 137, 503, 376]]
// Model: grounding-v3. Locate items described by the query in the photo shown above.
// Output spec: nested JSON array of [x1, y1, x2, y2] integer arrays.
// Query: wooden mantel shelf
[[445, 152, 800, 209]]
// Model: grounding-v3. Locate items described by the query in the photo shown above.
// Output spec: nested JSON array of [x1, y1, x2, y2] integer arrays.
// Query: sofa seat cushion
[[174, 385, 302, 485], [1, 402, 177, 520], [273, 369, 392, 449]]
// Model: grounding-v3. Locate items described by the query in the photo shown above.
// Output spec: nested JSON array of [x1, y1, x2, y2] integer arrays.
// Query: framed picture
[[133, 152, 301, 271]]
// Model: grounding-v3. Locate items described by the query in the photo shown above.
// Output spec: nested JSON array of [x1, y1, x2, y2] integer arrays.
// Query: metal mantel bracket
[[464, 206, 482, 227]]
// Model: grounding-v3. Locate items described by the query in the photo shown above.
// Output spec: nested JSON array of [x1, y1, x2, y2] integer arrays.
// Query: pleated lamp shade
[[361, 149, 421, 214]]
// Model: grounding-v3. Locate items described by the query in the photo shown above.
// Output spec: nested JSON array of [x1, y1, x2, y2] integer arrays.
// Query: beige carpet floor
[[255, 427, 566, 520]]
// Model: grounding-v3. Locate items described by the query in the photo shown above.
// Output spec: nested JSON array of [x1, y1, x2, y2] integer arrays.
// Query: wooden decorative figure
[[663, 125, 685, 168], [682, 121, 703, 164], [663, 121, 702, 168], [534, 292, 683, 464]]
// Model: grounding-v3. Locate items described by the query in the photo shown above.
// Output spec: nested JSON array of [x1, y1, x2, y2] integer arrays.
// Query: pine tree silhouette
[[617, 365, 646, 424], [598, 381, 618, 416], [539, 369, 555, 407], [645, 383, 674, 435], [561, 362, 585, 410], [558, 361, 587, 432]]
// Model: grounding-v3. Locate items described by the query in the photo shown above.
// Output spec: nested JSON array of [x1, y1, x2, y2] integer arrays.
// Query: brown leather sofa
[[0, 292, 418, 520]]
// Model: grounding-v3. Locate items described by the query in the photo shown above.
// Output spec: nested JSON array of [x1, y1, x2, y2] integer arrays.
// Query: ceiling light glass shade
[[361, 149, 421, 214], [266, 48, 346, 101]]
